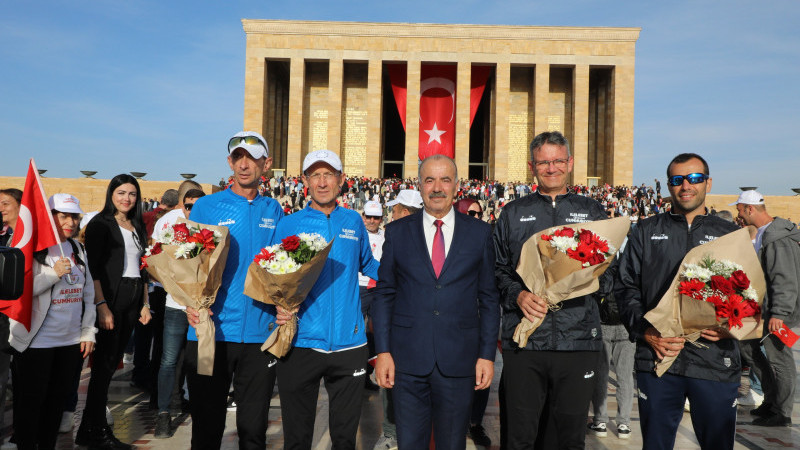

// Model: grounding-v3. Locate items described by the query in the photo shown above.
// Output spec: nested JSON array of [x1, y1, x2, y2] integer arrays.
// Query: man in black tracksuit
[[494, 131, 606, 449], [615, 153, 740, 449]]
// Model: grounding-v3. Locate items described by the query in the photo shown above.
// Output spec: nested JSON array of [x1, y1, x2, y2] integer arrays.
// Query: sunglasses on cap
[[667, 173, 708, 187], [228, 136, 264, 152]]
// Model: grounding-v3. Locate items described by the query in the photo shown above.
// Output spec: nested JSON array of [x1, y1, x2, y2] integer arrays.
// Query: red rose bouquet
[[644, 228, 766, 376], [244, 233, 333, 358], [512, 216, 630, 347], [143, 219, 230, 375]]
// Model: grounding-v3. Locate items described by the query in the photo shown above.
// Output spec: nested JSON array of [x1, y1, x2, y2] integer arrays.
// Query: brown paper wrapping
[[513, 216, 631, 347], [144, 218, 230, 376], [243, 239, 334, 358], [644, 227, 766, 376]]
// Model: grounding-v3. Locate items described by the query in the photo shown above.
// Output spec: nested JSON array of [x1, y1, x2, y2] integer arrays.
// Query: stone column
[[287, 57, 305, 176], [493, 63, 510, 182], [612, 64, 635, 186], [328, 59, 344, 155], [534, 63, 550, 138], [572, 65, 589, 186], [404, 60, 421, 179], [242, 44, 266, 135], [366, 59, 383, 178], [455, 62, 471, 180]]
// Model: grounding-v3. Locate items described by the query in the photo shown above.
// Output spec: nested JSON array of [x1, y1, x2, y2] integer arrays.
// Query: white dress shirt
[[422, 207, 455, 260]]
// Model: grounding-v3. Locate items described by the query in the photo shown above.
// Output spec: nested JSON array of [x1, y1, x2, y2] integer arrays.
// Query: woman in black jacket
[[76, 174, 151, 450]]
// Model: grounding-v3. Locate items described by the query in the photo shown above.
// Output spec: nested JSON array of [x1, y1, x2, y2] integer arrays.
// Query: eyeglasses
[[467, 210, 483, 218], [228, 136, 264, 152], [184, 203, 195, 211], [307, 172, 339, 182], [533, 158, 570, 169], [667, 173, 708, 187]]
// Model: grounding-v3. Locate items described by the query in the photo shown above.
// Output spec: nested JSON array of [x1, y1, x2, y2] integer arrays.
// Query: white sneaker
[[587, 422, 607, 437], [106, 406, 114, 425], [373, 434, 398, 450], [738, 390, 764, 407], [59, 411, 74, 433], [617, 423, 631, 439]]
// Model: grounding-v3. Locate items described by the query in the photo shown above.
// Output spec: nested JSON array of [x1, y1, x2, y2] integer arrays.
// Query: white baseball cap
[[48, 193, 84, 214], [386, 189, 424, 209], [363, 201, 383, 217], [729, 190, 765, 206], [303, 149, 343, 174], [228, 131, 269, 159]]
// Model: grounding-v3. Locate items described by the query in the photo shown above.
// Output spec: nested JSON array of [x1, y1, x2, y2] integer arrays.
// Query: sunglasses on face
[[667, 173, 708, 187], [467, 210, 483, 218], [228, 136, 264, 152], [184, 203, 195, 211]]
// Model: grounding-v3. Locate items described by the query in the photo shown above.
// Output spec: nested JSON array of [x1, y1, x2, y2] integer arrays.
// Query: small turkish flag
[[1, 159, 60, 330], [772, 324, 800, 348], [419, 64, 457, 160]]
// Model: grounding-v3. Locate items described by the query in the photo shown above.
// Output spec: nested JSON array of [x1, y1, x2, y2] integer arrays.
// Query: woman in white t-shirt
[[8, 193, 97, 449]]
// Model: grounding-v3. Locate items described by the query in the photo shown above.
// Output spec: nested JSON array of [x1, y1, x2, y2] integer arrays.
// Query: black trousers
[[81, 277, 143, 428], [185, 341, 277, 450], [132, 285, 166, 403], [501, 350, 599, 450], [12, 344, 82, 450], [277, 346, 368, 450]]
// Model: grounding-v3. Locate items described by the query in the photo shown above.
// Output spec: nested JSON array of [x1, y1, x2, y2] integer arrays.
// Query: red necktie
[[432, 219, 445, 278]]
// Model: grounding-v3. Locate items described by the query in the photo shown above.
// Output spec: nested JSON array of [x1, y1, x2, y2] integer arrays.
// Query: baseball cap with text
[[363, 200, 383, 217], [303, 149, 343, 174], [48, 193, 84, 215]]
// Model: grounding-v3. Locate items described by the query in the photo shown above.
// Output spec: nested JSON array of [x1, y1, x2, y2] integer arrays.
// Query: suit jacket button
[[435, 285, 442, 289], [433, 310, 440, 315]]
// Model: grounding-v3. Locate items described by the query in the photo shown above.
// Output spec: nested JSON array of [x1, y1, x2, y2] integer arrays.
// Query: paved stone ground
[[3, 345, 800, 449]]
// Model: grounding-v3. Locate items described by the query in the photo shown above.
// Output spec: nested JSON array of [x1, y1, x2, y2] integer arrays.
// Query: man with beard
[[615, 153, 740, 449]]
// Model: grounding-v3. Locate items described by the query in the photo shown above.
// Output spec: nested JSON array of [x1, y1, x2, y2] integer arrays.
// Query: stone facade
[[242, 20, 640, 185]]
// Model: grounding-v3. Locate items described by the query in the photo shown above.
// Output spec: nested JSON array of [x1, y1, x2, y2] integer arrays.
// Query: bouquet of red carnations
[[513, 216, 630, 347], [244, 233, 333, 358], [645, 228, 766, 376], [142, 219, 230, 375]]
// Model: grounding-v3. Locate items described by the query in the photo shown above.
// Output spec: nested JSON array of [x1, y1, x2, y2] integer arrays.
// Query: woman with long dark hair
[[76, 174, 151, 450]]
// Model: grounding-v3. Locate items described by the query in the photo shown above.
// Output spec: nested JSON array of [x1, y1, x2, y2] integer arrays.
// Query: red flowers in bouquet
[[140, 223, 222, 269], [678, 257, 760, 329], [541, 226, 615, 268]]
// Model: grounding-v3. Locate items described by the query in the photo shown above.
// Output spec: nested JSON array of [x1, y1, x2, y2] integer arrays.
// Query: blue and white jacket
[[188, 188, 283, 343], [274, 205, 379, 351]]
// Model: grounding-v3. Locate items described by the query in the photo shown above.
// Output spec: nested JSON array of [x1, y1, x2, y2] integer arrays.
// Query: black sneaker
[[750, 403, 774, 417], [154, 412, 171, 439], [587, 422, 607, 437], [753, 413, 792, 427], [468, 424, 492, 447]]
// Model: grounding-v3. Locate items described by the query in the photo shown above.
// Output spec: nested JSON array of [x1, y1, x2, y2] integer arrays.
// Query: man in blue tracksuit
[[273, 149, 379, 450], [186, 131, 283, 449]]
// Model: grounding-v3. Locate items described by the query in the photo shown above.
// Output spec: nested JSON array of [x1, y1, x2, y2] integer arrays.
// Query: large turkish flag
[[1, 159, 60, 330], [419, 64, 457, 160]]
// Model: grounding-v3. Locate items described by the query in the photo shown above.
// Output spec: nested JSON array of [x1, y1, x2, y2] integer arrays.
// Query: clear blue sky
[[2, 1, 798, 195]]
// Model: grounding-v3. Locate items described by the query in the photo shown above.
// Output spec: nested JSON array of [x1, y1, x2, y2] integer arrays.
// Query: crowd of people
[[0, 129, 798, 450]]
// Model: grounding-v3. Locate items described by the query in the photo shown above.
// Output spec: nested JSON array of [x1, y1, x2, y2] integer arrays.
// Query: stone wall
[[0, 176, 218, 213], [706, 194, 800, 224]]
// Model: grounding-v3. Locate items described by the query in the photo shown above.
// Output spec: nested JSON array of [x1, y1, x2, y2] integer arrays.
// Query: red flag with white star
[[0, 159, 60, 330], [419, 64, 457, 160], [772, 324, 799, 347]]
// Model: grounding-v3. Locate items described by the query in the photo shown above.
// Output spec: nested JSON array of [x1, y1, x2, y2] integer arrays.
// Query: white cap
[[386, 189, 424, 209], [729, 190, 765, 206], [48, 193, 84, 214], [79, 211, 99, 229], [363, 201, 383, 217], [303, 149, 343, 174], [228, 131, 269, 159]]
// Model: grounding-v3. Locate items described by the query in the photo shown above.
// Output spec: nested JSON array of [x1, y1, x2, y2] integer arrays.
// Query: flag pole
[[29, 159, 68, 263]]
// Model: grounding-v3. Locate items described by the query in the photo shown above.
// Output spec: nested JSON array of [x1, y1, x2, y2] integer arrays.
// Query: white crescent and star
[[419, 76, 456, 147]]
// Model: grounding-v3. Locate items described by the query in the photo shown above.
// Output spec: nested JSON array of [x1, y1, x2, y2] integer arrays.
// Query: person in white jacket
[[9, 193, 97, 449]]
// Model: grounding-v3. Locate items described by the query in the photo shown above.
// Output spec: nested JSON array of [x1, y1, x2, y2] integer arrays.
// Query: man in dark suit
[[373, 154, 500, 449]]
